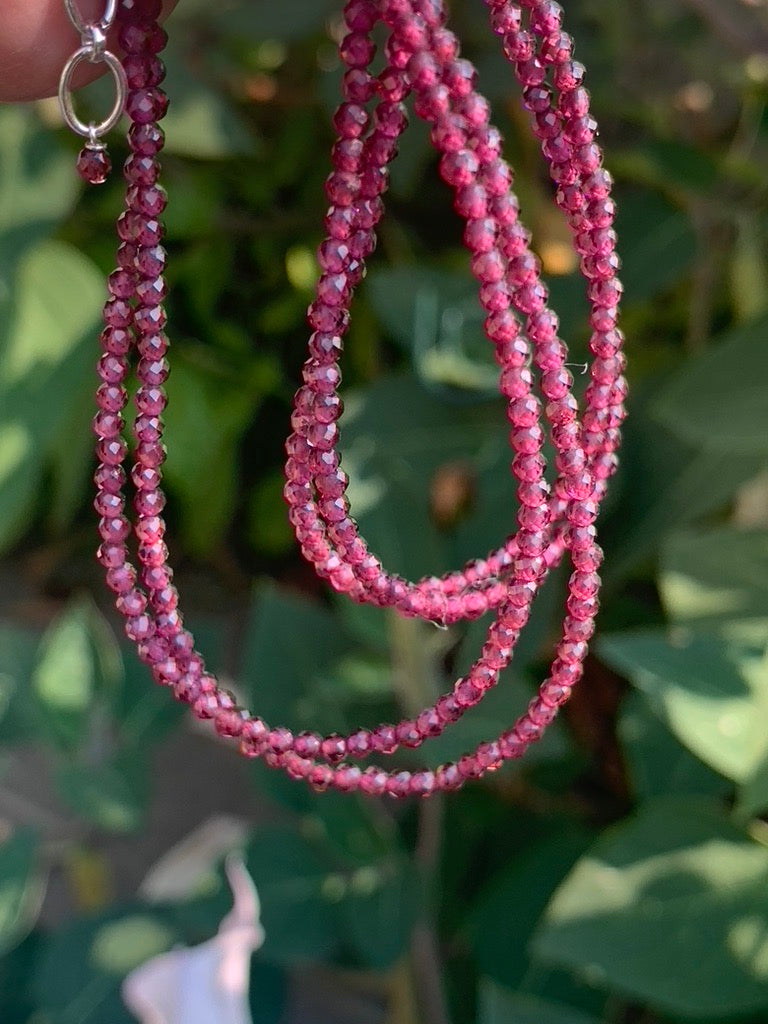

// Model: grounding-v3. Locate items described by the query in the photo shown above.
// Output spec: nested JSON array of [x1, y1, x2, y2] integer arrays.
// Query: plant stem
[[411, 795, 451, 1024], [387, 614, 452, 1024]]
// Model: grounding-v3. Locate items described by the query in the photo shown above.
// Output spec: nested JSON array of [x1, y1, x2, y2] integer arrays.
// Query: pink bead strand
[[114, 0, 547, 761], [285, 0, 623, 624], [86, 0, 625, 796]]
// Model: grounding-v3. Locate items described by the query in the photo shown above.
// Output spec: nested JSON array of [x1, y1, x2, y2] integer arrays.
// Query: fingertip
[[0, 0, 178, 103]]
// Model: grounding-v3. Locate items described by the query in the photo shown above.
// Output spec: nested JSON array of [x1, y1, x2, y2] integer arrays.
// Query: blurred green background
[[2, 0, 768, 1021]]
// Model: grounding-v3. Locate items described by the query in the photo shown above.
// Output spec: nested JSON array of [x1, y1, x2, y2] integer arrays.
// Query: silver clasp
[[64, 0, 119, 38], [58, 0, 126, 143]]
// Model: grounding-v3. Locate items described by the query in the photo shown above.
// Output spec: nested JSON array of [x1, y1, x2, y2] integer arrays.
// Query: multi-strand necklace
[[58, 0, 625, 798]]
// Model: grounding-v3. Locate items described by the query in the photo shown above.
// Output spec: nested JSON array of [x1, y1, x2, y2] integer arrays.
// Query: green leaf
[[247, 470, 295, 556], [339, 374, 509, 580], [730, 217, 768, 322], [55, 758, 148, 834], [30, 597, 124, 755], [602, 408, 765, 583], [114, 644, 185, 749], [0, 423, 38, 555], [0, 240, 102, 408], [33, 906, 178, 1022], [533, 799, 768, 1018], [245, 827, 341, 964], [651, 314, 768, 455], [241, 582, 353, 728], [468, 830, 592, 989], [0, 830, 46, 956], [89, 915, 175, 973], [246, 813, 412, 969], [599, 627, 768, 783], [163, 356, 257, 555], [0, 106, 78, 297], [0, 932, 40, 1024], [0, 623, 41, 743], [615, 189, 696, 304], [32, 601, 100, 752], [212, 0, 340, 41], [160, 45, 257, 158], [0, 240, 103, 551], [366, 268, 497, 391], [661, 527, 768, 624], [618, 692, 730, 801], [737, 755, 768, 821], [612, 139, 719, 193], [479, 980, 600, 1024], [339, 855, 417, 969]]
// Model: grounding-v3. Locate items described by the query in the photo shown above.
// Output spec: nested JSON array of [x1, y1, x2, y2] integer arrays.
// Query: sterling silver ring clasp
[[58, 0, 127, 144]]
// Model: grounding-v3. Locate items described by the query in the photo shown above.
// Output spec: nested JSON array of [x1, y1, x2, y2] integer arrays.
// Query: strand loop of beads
[[58, 0, 127, 183], [57, 0, 627, 799]]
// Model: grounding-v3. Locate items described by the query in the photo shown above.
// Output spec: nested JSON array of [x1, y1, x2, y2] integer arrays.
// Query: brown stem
[[386, 614, 451, 1024], [411, 795, 451, 1024]]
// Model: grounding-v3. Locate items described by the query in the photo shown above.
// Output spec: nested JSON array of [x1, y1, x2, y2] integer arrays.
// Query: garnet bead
[[77, 146, 111, 185]]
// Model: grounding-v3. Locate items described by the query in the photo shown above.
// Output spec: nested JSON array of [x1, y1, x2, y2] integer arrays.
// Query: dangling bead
[[77, 144, 112, 185]]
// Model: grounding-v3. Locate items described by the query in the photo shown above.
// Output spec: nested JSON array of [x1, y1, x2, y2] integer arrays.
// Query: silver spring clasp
[[58, 0, 127, 151]]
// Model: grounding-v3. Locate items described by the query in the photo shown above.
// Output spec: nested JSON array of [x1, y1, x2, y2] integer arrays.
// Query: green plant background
[[2, 0, 768, 1021]]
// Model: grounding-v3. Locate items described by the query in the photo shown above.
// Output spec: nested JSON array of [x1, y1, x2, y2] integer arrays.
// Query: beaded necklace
[[57, 0, 625, 798]]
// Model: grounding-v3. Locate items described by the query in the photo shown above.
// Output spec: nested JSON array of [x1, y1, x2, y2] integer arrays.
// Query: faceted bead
[[133, 217, 163, 246], [136, 276, 168, 306], [136, 441, 166, 468], [77, 145, 111, 185], [124, 153, 160, 186], [332, 138, 364, 174], [490, 5, 521, 35], [137, 333, 168, 359], [98, 542, 126, 569], [343, 68, 376, 102], [97, 438, 127, 467], [344, 0, 377, 30], [95, 491, 124, 519], [93, 411, 124, 439], [333, 102, 369, 140], [94, 464, 126, 493], [122, 0, 164, 25], [440, 149, 479, 187], [339, 32, 376, 68], [137, 357, 169, 386], [135, 385, 167, 415], [134, 305, 167, 334], [443, 57, 476, 97], [410, 772, 436, 797], [129, 184, 167, 217], [117, 241, 139, 269], [117, 589, 148, 617], [129, 122, 165, 155], [102, 326, 133, 356], [119, 23, 167, 55], [125, 614, 155, 642], [104, 299, 133, 329], [308, 764, 333, 792], [123, 52, 165, 90], [105, 563, 135, 593]]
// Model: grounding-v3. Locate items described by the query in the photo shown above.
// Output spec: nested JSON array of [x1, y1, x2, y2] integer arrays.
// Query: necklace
[[58, 0, 625, 798]]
